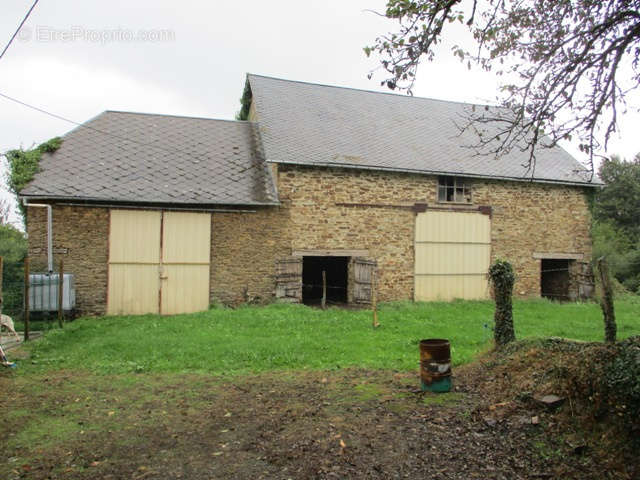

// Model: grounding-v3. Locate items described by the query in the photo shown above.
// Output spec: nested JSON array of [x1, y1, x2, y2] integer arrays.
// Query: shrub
[[0, 224, 27, 316], [603, 336, 640, 433]]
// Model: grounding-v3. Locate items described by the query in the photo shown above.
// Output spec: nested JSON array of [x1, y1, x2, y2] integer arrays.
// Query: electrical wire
[[0, 90, 218, 163], [0, 0, 40, 61]]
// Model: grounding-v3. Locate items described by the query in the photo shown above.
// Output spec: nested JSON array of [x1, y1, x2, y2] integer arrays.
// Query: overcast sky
[[1, 0, 639, 226]]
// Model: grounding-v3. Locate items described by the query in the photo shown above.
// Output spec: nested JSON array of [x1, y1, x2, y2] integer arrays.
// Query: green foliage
[[595, 155, 640, 239], [559, 335, 640, 440], [592, 156, 640, 293], [615, 249, 640, 293], [20, 298, 640, 375], [0, 224, 27, 316], [0, 224, 25, 263], [488, 260, 516, 346], [5, 137, 62, 220], [5, 137, 62, 195], [235, 80, 252, 121], [592, 220, 633, 271]]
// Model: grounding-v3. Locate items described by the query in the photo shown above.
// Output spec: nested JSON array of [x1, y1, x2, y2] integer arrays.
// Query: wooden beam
[[321, 270, 326, 310], [57, 260, 64, 329], [335, 202, 414, 210], [413, 203, 492, 214], [533, 252, 584, 260], [23, 257, 29, 342], [597, 257, 616, 343], [292, 249, 369, 257], [372, 268, 379, 328]]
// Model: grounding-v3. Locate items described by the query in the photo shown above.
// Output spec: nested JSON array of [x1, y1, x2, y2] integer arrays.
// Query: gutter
[[19, 197, 265, 214], [63, 203, 259, 213], [19, 194, 280, 206], [22, 199, 53, 273]]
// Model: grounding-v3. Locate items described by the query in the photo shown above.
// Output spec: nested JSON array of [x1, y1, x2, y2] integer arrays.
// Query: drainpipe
[[22, 199, 53, 273]]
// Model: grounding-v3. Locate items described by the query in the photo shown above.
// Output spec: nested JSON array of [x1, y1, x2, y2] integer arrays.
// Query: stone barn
[[21, 74, 599, 316]]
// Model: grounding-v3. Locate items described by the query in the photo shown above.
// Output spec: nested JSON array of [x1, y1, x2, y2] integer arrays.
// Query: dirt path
[[0, 367, 620, 479]]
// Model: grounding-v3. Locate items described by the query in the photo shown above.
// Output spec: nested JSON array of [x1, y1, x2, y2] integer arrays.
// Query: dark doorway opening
[[541, 259, 570, 301], [302, 256, 349, 305]]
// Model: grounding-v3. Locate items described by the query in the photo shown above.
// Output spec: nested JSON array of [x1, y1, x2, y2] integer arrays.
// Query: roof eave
[[265, 159, 603, 188], [19, 193, 281, 207]]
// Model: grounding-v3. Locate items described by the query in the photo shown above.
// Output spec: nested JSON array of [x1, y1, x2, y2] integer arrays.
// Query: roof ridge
[[247, 73, 499, 109], [103, 110, 255, 124]]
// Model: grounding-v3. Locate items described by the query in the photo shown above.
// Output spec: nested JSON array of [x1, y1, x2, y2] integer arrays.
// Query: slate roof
[[21, 111, 279, 205], [248, 74, 600, 186]]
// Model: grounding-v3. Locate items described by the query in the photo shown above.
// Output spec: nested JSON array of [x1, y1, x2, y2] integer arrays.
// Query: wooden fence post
[[597, 257, 616, 343], [321, 270, 327, 310], [372, 269, 380, 328], [58, 259, 64, 328], [24, 257, 30, 341]]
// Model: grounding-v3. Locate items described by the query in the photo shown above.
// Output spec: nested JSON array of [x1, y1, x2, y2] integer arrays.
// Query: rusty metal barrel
[[420, 339, 452, 392]]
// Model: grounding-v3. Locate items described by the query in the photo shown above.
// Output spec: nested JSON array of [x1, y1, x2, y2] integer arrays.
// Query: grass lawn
[[3, 298, 639, 479], [19, 297, 640, 375]]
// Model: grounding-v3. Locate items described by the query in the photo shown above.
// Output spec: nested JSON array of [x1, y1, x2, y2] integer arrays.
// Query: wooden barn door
[[414, 210, 491, 301], [108, 210, 162, 315], [160, 212, 211, 315], [108, 210, 211, 315]]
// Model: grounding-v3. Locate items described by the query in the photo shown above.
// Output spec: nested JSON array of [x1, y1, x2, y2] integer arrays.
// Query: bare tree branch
[[366, 0, 640, 176]]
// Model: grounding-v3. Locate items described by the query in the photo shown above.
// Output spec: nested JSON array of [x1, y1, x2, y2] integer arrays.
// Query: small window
[[438, 176, 472, 204]]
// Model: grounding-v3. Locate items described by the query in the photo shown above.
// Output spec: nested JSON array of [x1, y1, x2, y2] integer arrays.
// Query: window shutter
[[275, 257, 302, 302], [352, 257, 377, 304]]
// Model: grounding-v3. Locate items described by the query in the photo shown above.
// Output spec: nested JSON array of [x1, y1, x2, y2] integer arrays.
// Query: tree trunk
[[597, 257, 616, 343]]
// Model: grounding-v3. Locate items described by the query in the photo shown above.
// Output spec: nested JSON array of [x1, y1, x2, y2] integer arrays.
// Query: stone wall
[[474, 179, 593, 297], [26, 205, 109, 316], [210, 207, 290, 305], [275, 165, 593, 301], [24, 165, 593, 314], [276, 166, 426, 301]]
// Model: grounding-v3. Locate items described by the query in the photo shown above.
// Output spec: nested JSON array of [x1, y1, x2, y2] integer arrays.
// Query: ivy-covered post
[[489, 260, 516, 346]]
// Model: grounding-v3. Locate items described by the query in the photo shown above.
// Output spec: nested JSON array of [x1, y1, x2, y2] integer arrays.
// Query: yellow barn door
[[108, 210, 211, 315], [108, 210, 162, 315], [160, 211, 211, 315], [414, 210, 491, 301]]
